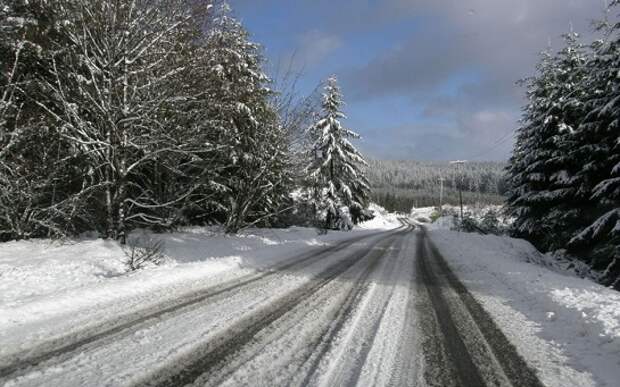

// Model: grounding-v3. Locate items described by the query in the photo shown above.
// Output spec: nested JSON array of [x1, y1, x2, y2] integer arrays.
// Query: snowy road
[[1, 222, 544, 387]]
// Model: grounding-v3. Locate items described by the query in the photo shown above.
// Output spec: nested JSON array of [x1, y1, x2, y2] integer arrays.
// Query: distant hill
[[366, 159, 508, 212]]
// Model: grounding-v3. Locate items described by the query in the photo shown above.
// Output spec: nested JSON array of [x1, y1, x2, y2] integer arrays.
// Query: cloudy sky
[[230, 0, 606, 161]]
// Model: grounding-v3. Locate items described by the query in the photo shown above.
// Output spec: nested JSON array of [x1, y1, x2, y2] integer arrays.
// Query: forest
[[367, 159, 507, 212], [0, 0, 370, 242], [505, 3, 620, 289], [1, 0, 618, 289]]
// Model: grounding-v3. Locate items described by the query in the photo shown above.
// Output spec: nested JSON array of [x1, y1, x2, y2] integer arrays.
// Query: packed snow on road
[[0, 206, 617, 386]]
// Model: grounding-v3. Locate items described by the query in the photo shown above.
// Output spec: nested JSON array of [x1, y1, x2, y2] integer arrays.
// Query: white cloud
[[296, 30, 342, 67]]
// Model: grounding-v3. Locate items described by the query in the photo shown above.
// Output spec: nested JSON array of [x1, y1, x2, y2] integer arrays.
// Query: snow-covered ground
[[409, 206, 436, 224], [428, 229, 620, 387], [0, 206, 406, 386], [358, 203, 403, 230], [2, 203, 618, 386], [0, 228, 357, 311], [0, 207, 401, 349]]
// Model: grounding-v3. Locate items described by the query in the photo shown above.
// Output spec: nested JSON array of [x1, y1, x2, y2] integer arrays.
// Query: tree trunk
[[117, 179, 127, 245], [105, 168, 115, 239]]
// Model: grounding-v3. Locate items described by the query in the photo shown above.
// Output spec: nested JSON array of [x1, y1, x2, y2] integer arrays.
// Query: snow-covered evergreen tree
[[0, 0, 89, 240], [507, 1, 620, 289], [566, 4, 620, 287], [507, 50, 559, 248], [201, 5, 292, 233], [306, 76, 370, 230], [507, 33, 590, 251]]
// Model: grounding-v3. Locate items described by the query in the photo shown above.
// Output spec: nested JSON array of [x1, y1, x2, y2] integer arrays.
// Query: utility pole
[[459, 185, 463, 221], [439, 177, 444, 215], [450, 160, 467, 224]]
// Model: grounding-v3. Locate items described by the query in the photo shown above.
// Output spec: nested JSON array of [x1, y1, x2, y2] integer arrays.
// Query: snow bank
[[0, 238, 126, 308], [356, 203, 403, 230], [410, 206, 455, 230], [0, 226, 379, 341], [426, 215, 454, 230], [428, 230, 620, 387], [410, 207, 436, 223]]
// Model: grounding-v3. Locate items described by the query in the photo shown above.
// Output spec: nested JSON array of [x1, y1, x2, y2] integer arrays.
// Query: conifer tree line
[[507, 1, 620, 289], [372, 187, 506, 213], [366, 160, 508, 212], [0, 0, 371, 242]]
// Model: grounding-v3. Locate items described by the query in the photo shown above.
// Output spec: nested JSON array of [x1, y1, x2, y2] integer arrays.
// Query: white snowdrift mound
[[357, 203, 403, 230], [429, 230, 620, 387]]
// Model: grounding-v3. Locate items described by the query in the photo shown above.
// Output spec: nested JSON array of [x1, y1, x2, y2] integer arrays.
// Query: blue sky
[[230, 0, 604, 161]]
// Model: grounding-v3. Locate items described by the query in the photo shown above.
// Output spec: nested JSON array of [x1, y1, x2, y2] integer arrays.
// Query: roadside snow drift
[[428, 230, 620, 387], [358, 203, 403, 230]]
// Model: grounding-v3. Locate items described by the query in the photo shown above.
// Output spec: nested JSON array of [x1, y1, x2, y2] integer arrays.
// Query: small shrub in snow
[[335, 207, 354, 231], [416, 216, 431, 223], [481, 210, 502, 234], [351, 207, 374, 224], [123, 237, 166, 271], [453, 215, 483, 233], [449, 207, 509, 235], [315, 227, 329, 236]]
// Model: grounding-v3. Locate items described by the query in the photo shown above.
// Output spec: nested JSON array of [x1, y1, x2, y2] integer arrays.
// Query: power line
[[462, 130, 516, 161]]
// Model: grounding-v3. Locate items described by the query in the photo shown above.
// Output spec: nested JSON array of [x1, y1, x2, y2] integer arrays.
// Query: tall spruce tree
[[507, 50, 561, 249], [306, 76, 370, 230], [507, 1, 620, 288], [566, 4, 620, 287], [507, 33, 590, 251], [0, 0, 89, 240], [203, 6, 292, 233]]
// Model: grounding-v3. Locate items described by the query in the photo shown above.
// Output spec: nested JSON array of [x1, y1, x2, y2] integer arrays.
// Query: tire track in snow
[[383, 231, 423, 387], [416, 230, 485, 386], [196, 227, 413, 387], [313, 232, 408, 387], [296, 235, 399, 387], [347, 233, 415, 386], [0, 228, 398, 383], [132, 227, 412, 387], [417, 228, 545, 387]]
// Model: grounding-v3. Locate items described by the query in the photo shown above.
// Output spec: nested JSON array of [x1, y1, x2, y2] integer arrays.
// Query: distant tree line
[[506, 1, 620, 289], [372, 187, 505, 213], [0, 0, 370, 242], [367, 159, 507, 212]]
